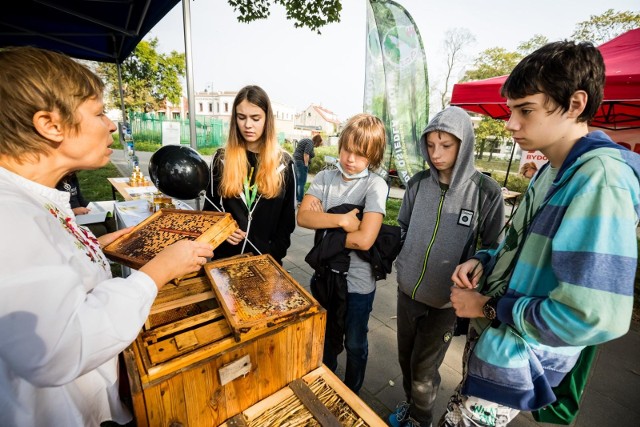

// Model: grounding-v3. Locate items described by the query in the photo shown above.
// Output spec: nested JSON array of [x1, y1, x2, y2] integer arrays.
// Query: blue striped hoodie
[[464, 131, 640, 410]]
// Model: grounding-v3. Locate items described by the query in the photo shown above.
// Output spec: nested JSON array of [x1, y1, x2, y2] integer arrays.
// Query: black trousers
[[396, 291, 457, 426]]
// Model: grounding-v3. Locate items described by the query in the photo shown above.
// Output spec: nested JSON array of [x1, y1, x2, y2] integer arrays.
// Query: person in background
[[293, 134, 323, 205], [56, 171, 90, 215], [297, 114, 388, 395], [0, 46, 213, 427], [519, 161, 538, 179], [56, 171, 115, 236], [203, 85, 296, 265], [390, 107, 505, 427], [442, 40, 640, 426]]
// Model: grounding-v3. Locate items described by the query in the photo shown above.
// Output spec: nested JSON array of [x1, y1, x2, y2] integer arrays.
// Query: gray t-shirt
[[307, 169, 387, 294]]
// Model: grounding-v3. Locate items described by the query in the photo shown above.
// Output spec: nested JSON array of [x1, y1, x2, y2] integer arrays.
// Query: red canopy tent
[[450, 28, 640, 130]]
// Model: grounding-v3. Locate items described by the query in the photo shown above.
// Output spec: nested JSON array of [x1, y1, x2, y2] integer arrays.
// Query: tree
[[227, 0, 342, 33], [96, 38, 185, 113], [459, 33, 548, 83], [474, 116, 511, 161], [436, 28, 476, 110], [571, 9, 640, 45], [516, 34, 548, 55], [461, 47, 522, 81]]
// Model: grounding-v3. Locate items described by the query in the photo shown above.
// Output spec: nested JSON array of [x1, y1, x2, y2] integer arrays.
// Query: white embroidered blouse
[[0, 166, 157, 427]]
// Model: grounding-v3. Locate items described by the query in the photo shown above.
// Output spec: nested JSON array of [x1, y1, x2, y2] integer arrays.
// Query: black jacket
[[203, 149, 296, 264], [305, 203, 402, 281], [56, 172, 88, 209]]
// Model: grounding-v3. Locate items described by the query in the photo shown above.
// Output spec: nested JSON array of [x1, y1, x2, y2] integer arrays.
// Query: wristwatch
[[482, 297, 501, 327]]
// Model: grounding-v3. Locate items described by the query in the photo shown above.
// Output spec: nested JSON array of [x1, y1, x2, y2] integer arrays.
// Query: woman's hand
[[338, 208, 361, 233], [98, 227, 134, 248], [226, 228, 247, 246], [450, 286, 489, 318], [140, 240, 214, 289], [451, 259, 484, 289]]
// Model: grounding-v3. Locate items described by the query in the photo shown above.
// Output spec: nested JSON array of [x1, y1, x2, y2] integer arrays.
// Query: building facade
[[295, 104, 341, 137]]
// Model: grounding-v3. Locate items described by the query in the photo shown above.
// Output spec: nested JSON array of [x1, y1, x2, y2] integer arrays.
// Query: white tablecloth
[[114, 199, 193, 228]]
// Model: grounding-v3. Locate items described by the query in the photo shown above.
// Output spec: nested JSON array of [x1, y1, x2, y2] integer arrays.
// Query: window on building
[[216, 103, 220, 113], [172, 112, 180, 120], [224, 103, 229, 112], [198, 102, 203, 112], [209, 103, 213, 112]]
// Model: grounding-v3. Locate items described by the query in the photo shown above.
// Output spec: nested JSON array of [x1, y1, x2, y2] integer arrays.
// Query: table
[[502, 190, 522, 217], [107, 176, 157, 201], [114, 199, 193, 228]]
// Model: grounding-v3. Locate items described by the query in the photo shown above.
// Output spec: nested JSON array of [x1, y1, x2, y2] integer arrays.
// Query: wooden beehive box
[[205, 254, 319, 339], [104, 209, 238, 270], [123, 254, 326, 427], [220, 365, 387, 427]]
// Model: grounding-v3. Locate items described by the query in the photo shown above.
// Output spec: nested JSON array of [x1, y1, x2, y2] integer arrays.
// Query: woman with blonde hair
[[203, 85, 296, 264]]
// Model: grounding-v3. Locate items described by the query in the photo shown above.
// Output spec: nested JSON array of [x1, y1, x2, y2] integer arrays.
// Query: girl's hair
[[338, 114, 386, 170], [0, 46, 104, 162], [218, 85, 284, 199]]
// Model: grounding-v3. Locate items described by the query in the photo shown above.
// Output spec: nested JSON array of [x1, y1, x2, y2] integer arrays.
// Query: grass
[[77, 163, 125, 201], [384, 198, 401, 226]]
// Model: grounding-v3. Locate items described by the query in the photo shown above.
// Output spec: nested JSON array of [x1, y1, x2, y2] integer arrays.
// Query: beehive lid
[[205, 254, 318, 337]]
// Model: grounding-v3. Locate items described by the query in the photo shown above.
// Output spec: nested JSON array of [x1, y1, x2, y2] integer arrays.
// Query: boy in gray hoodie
[[390, 106, 505, 427]]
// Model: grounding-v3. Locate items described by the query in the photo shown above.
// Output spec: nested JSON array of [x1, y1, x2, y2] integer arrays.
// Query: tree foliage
[[571, 9, 640, 44], [96, 38, 185, 113], [516, 34, 548, 55], [227, 0, 342, 33], [459, 33, 547, 82], [462, 47, 522, 81], [474, 116, 512, 160]]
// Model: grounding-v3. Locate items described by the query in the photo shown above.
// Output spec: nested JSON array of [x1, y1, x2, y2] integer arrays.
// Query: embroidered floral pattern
[[45, 203, 108, 269]]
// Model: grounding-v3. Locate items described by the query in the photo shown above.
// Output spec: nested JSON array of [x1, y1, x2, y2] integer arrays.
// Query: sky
[[146, 0, 637, 120]]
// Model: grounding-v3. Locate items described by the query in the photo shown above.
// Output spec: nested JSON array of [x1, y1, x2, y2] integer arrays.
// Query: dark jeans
[[294, 161, 308, 203], [397, 290, 457, 426], [322, 290, 375, 395]]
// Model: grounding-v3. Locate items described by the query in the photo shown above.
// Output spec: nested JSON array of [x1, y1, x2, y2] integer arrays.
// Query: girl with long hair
[[203, 85, 296, 264]]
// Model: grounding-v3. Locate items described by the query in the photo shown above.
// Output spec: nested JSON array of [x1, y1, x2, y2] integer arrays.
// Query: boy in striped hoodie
[[443, 41, 640, 426]]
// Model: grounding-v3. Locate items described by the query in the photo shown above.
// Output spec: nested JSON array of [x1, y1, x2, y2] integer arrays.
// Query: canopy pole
[[503, 141, 517, 187], [116, 61, 126, 125], [182, 0, 197, 151], [181, 0, 201, 209]]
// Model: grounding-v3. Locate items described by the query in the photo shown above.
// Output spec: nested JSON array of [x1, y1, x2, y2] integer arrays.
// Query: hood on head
[[420, 106, 477, 186]]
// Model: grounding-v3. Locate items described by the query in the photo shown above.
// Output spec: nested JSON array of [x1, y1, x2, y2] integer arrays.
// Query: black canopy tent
[[1, 0, 181, 63], [0, 0, 200, 150]]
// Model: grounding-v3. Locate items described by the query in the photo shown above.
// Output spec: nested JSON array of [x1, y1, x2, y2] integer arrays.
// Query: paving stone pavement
[[111, 149, 640, 427]]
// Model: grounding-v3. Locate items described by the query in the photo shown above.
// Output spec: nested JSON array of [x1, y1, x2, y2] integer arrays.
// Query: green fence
[[128, 112, 229, 149]]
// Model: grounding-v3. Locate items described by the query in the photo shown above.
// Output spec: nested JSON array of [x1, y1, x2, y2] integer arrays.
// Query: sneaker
[[388, 401, 410, 427]]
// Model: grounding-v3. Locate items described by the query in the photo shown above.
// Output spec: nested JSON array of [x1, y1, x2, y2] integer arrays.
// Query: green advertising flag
[[364, 0, 429, 186]]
